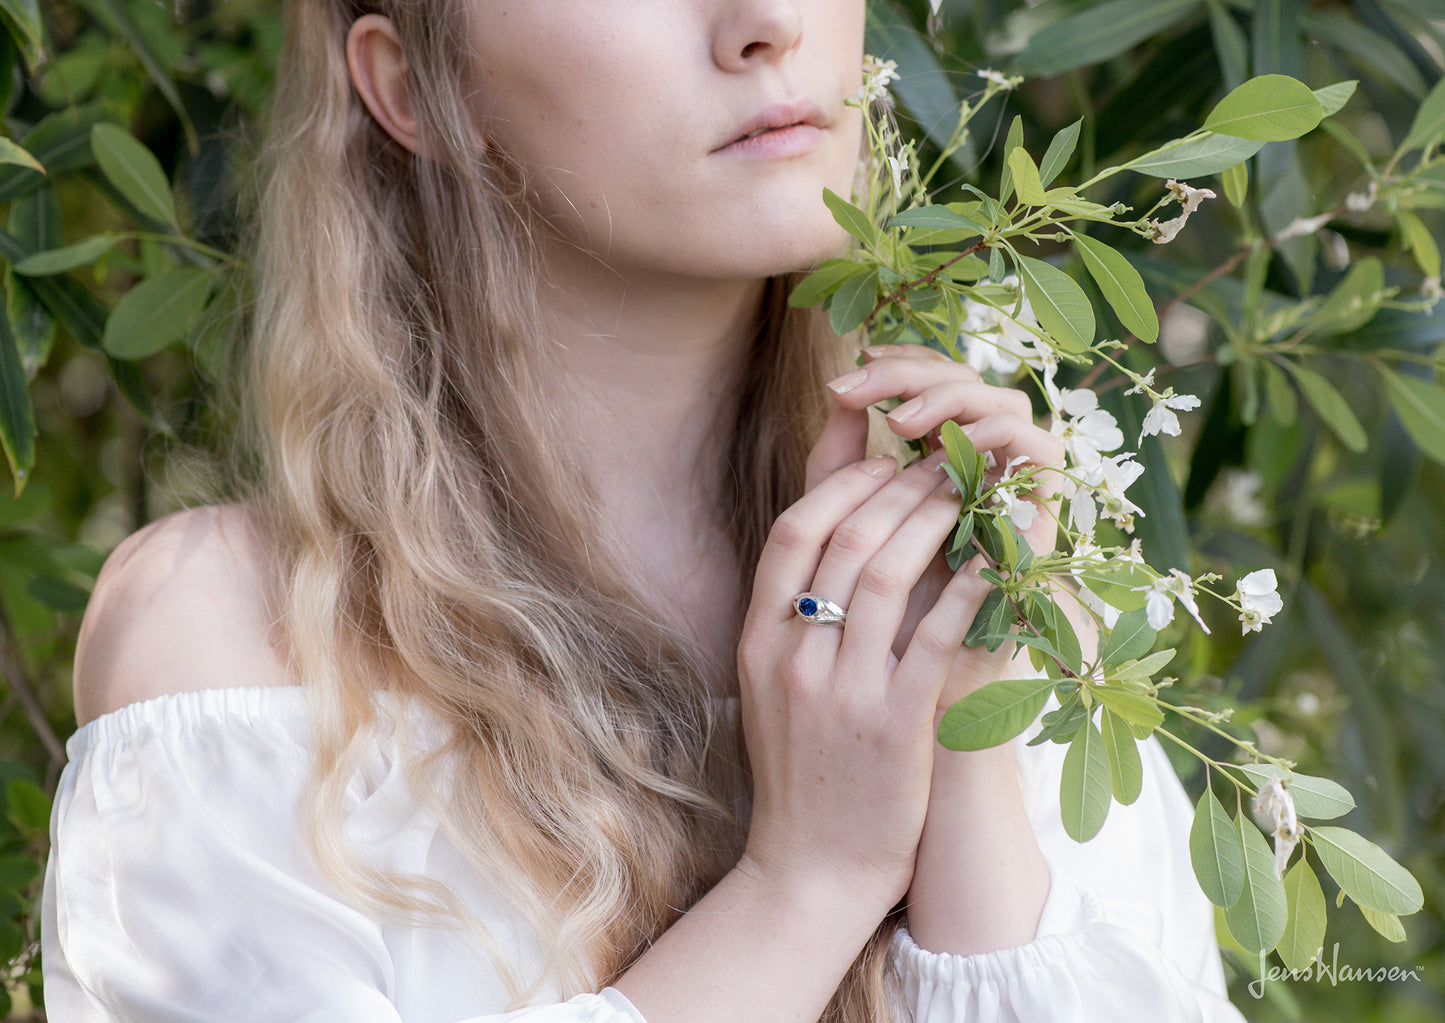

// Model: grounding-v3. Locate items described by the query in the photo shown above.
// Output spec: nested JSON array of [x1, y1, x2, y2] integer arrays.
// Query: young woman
[[42, 1, 1245, 1020]]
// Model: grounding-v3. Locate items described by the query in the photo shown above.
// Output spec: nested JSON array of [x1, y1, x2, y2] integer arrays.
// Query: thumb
[[805, 397, 873, 490]]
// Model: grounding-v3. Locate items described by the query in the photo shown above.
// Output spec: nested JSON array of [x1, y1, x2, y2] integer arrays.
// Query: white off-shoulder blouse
[[42, 687, 1248, 1021]]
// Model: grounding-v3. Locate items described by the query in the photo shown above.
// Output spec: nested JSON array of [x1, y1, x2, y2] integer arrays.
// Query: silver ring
[[793, 592, 847, 626]]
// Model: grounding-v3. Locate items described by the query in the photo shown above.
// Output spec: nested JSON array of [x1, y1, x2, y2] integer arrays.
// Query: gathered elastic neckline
[[65, 685, 309, 760]]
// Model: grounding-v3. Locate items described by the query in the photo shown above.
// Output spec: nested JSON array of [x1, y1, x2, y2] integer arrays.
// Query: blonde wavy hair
[[239, 0, 903, 1017]]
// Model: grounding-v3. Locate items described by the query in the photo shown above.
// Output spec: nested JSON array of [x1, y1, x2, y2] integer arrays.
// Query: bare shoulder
[[73, 503, 293, 727]]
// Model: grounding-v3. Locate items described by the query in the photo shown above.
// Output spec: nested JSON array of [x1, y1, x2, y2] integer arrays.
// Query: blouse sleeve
[[889, 729, 1248, 1023], [42, 689, 647, 1023]]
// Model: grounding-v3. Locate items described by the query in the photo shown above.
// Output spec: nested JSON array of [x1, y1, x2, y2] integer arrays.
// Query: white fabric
[[43, 686, 1246, 1021]]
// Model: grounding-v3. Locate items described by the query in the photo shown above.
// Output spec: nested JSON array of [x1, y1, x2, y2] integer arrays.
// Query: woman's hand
[[735, 446, 999, 915], [817, 344, 1067, 709]]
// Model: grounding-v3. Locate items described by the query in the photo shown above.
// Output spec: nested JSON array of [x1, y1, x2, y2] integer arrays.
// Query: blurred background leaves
[[0, 0, 1439, 1018]]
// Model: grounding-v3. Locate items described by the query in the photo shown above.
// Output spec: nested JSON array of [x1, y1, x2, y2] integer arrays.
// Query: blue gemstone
[[798, 597, 818, 617]]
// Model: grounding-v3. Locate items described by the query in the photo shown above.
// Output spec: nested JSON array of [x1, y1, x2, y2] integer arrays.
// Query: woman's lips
[[714, 100, 826, 157], [715, 121, 824, 158]]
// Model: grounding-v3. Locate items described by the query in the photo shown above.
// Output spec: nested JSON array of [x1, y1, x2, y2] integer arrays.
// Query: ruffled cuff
[[891, 868, 1208, 1022]]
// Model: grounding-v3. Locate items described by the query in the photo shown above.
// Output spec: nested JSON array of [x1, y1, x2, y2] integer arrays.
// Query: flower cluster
[[1254, 776, 1301, 878], [855, 57, 900, 105], [1150, 179, 1217, 244]]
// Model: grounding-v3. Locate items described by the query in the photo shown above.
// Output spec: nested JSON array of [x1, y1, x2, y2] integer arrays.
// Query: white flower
[[1140, 389, 1201, 440], [855, 57, 900, 104], [991, 455, 1038, 531], [1150, 179, 1216, 244], [1136, 568, 1210, 634], [1235, 568, 1284, 634], [978, 68, 1016, 90], [1070, 536, 1120, 629], [1254, 775, 1301, 879], [1345, 181, 1378, 212], [1212, 469, 1268, 527], [1050, 388, 1125, 468], [1423, 275, 1442, 303], [1275, 211, 1335, 243], [1093, 454, 1146, 532], [960, 279, 1045, 375], [930, 0, 945, 13], [1126, 370, 1200, 441]]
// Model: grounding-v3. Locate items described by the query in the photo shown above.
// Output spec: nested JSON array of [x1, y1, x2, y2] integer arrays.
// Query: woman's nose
[[712, 1, 804, 71]]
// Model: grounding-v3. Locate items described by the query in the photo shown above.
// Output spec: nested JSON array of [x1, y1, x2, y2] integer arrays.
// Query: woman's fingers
[[746, 455, 897, 628], [890, 554, 996, 708], [804, 398, 871, 490], [830, 474, 964, 675]]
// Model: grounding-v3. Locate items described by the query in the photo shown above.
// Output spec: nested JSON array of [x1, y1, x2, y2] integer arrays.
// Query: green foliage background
[[0, 0, 1438, 1018]]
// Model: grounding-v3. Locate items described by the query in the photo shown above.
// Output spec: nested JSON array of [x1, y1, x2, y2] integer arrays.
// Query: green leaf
[[1060, 715, 1112, 841], [1402, 77, 1445, 152], [1092, 684, 1164, 733], [1028, 696, 1087, 746], [940, 419, 979, 495], [1039, 120, 1082, 187], [102, 268, 215, 359], [1310, 826, 1424, 916], [13, 233, 124, 276], [1190, 787, 1245, 908], [0, 137, 40, 174], [1204, 75, 1323, 141], [999, 117, 1023, 205], [1127, 134, 1266, 179], [1221, 160, 1248, 208], [828, 267, 879, 336], [92, 124, 176, 226], [1225, 814, 1289, 954], [965, 588, 1007, 649], [1283, 362, 1368, 453], [1313, 81, 1357, 118], [1398, 210, 1441, 277], [76, 0, 197, 151], [4, 778, 48, 833], [1206, 0, 1248, 90], [1359, 905, 1406, 943], [1027, 595, 1082, 675], [0, 0, 42, 69], [0, 105, 119, 206], [864, 4, 973, 174], [1007, 148, 1047, 207], [789, 258, 868, 308], [1014, 0, 1201, 77], [1311, 258, 1385, 335], [1098, 607, 1156, 666], [822, 188, 878, 248], [1072, 234, 1158, 343], [1299, 10, 1425, 99], [1014, 254, 1093, 354], [1100, 709, 1143, 805], [937, 677, 1053, 752], [1381, 369, 1445, 467], [1238, 764, 1356, 820], [1261, 359, 1297, 426], [0, 311, 33, 494], [0, 853, 37, 895], [887, 205, 984, 235], [1279, 859, 1327, 972]]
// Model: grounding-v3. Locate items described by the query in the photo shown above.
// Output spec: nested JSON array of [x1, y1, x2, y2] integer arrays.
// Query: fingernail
[[862, 345, 892, 358], [827, 368, 869, 395], [887, 396, 925, 424], [863, 455, 896, 476]]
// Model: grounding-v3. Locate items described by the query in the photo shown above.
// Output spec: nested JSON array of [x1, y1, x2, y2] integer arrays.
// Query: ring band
[[793, 592, 847, 626]]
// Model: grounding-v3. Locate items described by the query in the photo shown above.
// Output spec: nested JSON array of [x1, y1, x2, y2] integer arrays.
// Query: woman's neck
[[538, 248, 765, 682], [540, 245, 767, 519]]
